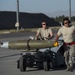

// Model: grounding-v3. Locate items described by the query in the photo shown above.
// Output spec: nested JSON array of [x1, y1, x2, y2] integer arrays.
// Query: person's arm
[[54, 34, 60, 42], [54, 27, 62, 46], [35, 32, 39, 40], [35, 29, 40, 40], [47, 28, 53, 40], [49, 30, 53, 39], [55, 27, 62, 41], [53, 34, 60, 47]]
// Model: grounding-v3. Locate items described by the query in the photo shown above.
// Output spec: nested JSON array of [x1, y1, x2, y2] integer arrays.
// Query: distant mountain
[[44, 10, 75, 18], [0, 11, 60, 30]]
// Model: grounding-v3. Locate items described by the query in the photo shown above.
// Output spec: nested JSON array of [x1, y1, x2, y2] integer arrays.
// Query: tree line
[[51, 15, 75, 23]]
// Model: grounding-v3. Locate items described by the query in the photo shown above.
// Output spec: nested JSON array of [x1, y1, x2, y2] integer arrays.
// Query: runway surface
[[0, 32, 75, 75]]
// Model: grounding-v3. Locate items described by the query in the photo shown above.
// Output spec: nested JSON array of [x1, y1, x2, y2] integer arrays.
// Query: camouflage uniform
[[57, 25, 75, 71]]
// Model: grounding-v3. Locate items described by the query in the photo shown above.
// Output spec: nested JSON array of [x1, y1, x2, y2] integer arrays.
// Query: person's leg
[[69, 45, 75, 72], [64, 46, 70, 71]]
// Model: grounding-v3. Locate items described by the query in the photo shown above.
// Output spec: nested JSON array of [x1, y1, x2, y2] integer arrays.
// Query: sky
[[0, 0, 75, 17]]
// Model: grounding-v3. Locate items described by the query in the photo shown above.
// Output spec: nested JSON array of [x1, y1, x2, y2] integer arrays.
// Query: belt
[[64, 42, 75, 46]]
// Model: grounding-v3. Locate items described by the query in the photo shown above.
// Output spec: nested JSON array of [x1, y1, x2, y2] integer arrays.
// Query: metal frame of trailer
[[17, 39, 65, 72]]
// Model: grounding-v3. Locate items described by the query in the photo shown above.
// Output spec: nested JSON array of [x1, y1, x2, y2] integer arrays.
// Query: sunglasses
[[42, 24, 46, 25], [64, 22, 69, 24]]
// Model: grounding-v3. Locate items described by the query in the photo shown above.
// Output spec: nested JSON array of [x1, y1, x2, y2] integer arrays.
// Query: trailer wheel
[[43, 62, 49, 71], [19, 56, 26, 72], [49, 62, 53, 69], [17, 60, 19, 69]]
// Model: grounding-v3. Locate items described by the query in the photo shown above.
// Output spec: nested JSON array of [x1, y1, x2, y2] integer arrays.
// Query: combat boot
[[66, 64, 70, 71], [69, 64, 73, 72]]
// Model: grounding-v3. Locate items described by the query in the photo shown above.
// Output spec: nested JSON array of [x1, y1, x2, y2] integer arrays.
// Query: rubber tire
[[17, 60, 19, 69], [19, 56, 26, 72], [43, 62, 49, 71], [50, 62, 53, 69]]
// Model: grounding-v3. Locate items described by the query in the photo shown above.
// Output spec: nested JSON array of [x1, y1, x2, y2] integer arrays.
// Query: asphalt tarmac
[[0, 32, 75, 75]]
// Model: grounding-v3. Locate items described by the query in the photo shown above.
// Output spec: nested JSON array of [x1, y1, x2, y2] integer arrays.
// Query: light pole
[[69, 0, 71, 21], [15, 0, 19, 31]]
